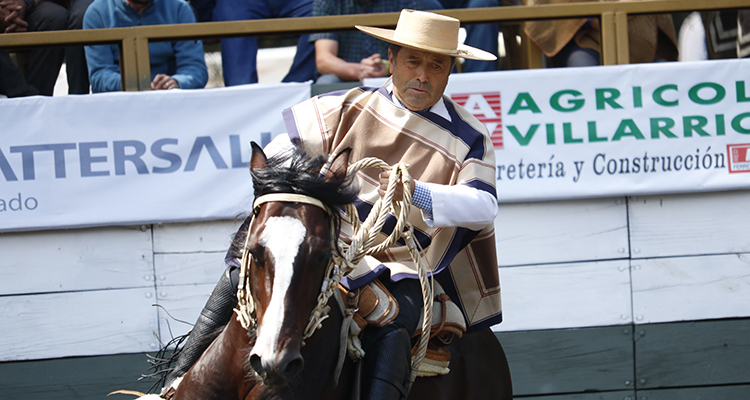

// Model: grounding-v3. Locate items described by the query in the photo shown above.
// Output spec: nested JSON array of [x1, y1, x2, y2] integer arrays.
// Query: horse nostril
[[249, 354, 264, 375], [283, 356, 304, 378]]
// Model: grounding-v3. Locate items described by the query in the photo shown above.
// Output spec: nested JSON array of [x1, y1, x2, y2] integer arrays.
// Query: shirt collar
[[387, 83, 451, 122]]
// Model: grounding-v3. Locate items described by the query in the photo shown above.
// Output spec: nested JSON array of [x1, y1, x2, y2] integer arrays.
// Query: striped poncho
[[283, 86, 503, 331]]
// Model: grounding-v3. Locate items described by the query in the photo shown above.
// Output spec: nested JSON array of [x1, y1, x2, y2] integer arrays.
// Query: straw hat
[[356, 9, 497, 61]]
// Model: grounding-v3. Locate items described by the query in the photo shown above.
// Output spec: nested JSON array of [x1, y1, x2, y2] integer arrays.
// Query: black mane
[[251, 146, 358, 208]]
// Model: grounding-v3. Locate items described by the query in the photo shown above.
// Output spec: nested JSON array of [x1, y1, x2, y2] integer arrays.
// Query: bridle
[[234, 192, 337, 340], [234, 158, 434, 385]]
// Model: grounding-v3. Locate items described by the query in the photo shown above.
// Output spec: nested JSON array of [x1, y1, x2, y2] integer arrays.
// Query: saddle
[[340, 279, 467, 376]]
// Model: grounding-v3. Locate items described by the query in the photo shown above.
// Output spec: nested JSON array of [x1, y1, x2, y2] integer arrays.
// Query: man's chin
[[402, 94, 430, 108]]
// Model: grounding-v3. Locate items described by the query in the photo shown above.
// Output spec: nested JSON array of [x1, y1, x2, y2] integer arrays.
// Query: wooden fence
[[2, 1, 750, 399], [1, 0, 749, 90]]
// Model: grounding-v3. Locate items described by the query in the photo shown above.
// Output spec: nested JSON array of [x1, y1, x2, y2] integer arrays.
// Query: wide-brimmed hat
[[355, 9, 496, 61]]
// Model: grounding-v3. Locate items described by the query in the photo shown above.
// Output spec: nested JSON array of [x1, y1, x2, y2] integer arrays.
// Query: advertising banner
[[369, 59, 750, 202], [0, 83, 311, 232]]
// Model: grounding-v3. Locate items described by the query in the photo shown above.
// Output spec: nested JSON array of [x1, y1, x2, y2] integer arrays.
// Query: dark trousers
[[66, 0, 95, 94], [0, 52, 38, 97], [213, 0, 316, 85], [361, 277, 422, 352], [25, 1, 67, 96], [21, 0, 93, 96]]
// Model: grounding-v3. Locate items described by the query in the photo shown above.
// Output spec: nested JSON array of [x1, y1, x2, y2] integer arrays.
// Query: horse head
[[242, 142, 356, 386]]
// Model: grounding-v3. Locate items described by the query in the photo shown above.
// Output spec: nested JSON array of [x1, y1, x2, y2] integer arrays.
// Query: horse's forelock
[[250, 147, 358, 209], [248, 147, 358, 255]]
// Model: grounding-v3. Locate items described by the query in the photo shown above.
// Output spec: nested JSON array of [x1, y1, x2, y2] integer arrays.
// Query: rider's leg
[[360, 277, 422, 400], [165, 265, 239, 385]]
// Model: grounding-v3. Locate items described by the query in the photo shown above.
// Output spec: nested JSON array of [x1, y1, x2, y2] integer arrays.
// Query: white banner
[[4, 60, 749, 232], [369, 59, 750, 202], [0, 83, 311, 232]]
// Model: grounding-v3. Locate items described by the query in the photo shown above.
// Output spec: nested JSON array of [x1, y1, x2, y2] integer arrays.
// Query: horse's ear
[[324, 148, 351, 182], [250, 142, 268, 170]]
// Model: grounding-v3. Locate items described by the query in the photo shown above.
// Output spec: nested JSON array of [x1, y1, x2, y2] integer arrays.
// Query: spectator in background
[[189, 0, 316, 86], [677, 11, 707, 62], [422, 0, 508, 73], [1, 0, 92, 95], [311, 0, 424, 84], [524, 0, 678, 67], [702, 10, 750, 59], [83, 0, 208, 93]]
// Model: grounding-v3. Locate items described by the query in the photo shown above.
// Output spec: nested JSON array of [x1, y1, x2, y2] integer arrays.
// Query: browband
[[253, 193, 331, 215]]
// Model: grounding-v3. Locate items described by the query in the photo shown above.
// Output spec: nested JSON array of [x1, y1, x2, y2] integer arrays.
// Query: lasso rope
[[236, 157, 433, 386], [302, 157, 433, 384]]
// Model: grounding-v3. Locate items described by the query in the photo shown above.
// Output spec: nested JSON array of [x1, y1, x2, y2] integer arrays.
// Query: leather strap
[[253, 193, 331, 215]]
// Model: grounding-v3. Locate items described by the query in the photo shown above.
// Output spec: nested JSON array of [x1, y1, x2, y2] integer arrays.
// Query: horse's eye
[[247, 248, 262, 266], [315, 250, 330, 265]]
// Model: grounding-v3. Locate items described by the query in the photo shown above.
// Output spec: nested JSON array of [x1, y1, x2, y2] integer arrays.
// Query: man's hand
[[378, 170, 415, 201], [151, 74, 179, 90], [0, 0, 28, 33], [315, 40, 387, 82], [357, 53, 387, 81]]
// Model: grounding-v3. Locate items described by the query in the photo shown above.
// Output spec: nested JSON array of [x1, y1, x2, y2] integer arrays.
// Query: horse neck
[[175, 317, 256, 400], [208, 317, 258, 396], [302, 298, 355, 396]]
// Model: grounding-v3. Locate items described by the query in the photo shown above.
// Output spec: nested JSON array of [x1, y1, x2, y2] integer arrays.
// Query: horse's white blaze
[[252, 216, 306, 365]]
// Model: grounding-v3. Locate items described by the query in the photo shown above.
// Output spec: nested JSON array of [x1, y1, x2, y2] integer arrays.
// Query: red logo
[[450, 92, 503, 149], [728, 143, 750, 173]]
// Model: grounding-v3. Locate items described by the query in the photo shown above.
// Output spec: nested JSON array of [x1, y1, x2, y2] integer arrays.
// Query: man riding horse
[[165, 9, 503, 400]]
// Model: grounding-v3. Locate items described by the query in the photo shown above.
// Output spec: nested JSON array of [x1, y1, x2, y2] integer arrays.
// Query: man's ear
[[249, 142, 267, 171], [323, 148, 351, 183], [388, 48, 395, 72]]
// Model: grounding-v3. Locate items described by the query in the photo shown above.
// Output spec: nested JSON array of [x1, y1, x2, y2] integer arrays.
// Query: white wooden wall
[[1, 190, 749, 361], [495, 190, 750, 333]]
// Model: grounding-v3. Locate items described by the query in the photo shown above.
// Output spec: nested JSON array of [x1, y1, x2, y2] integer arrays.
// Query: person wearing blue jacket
[[83, 0, 208, 93]]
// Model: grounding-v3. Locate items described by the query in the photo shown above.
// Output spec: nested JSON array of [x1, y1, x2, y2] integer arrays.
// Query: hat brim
[[355, 25, 497, 61]]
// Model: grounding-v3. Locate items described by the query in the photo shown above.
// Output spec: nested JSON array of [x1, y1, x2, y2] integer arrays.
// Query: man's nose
[[414, 65, 428, 82]]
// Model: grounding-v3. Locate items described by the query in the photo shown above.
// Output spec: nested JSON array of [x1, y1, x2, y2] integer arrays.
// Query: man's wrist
[[412, 181, 432, 211]]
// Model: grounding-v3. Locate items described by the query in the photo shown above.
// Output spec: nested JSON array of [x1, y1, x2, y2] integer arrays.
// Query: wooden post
[[135, 36, 152, 91], [521, 32, 543, 69], [615, 11, 630, 65], [600, 11, 617, 66], [120, 37, 140, 91]]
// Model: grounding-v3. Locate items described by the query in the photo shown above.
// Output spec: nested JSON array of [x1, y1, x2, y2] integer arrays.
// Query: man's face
[[388, 47, 452, 112]]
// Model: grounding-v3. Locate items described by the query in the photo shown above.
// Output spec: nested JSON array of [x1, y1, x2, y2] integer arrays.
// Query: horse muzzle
[[249, 346, 305, 385]]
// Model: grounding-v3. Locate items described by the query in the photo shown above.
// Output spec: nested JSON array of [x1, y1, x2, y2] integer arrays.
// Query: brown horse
[[172, 143, 513, 400]]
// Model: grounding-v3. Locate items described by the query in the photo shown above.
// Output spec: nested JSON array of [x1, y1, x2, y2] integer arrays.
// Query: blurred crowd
[[1, 0, 748, 98]]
